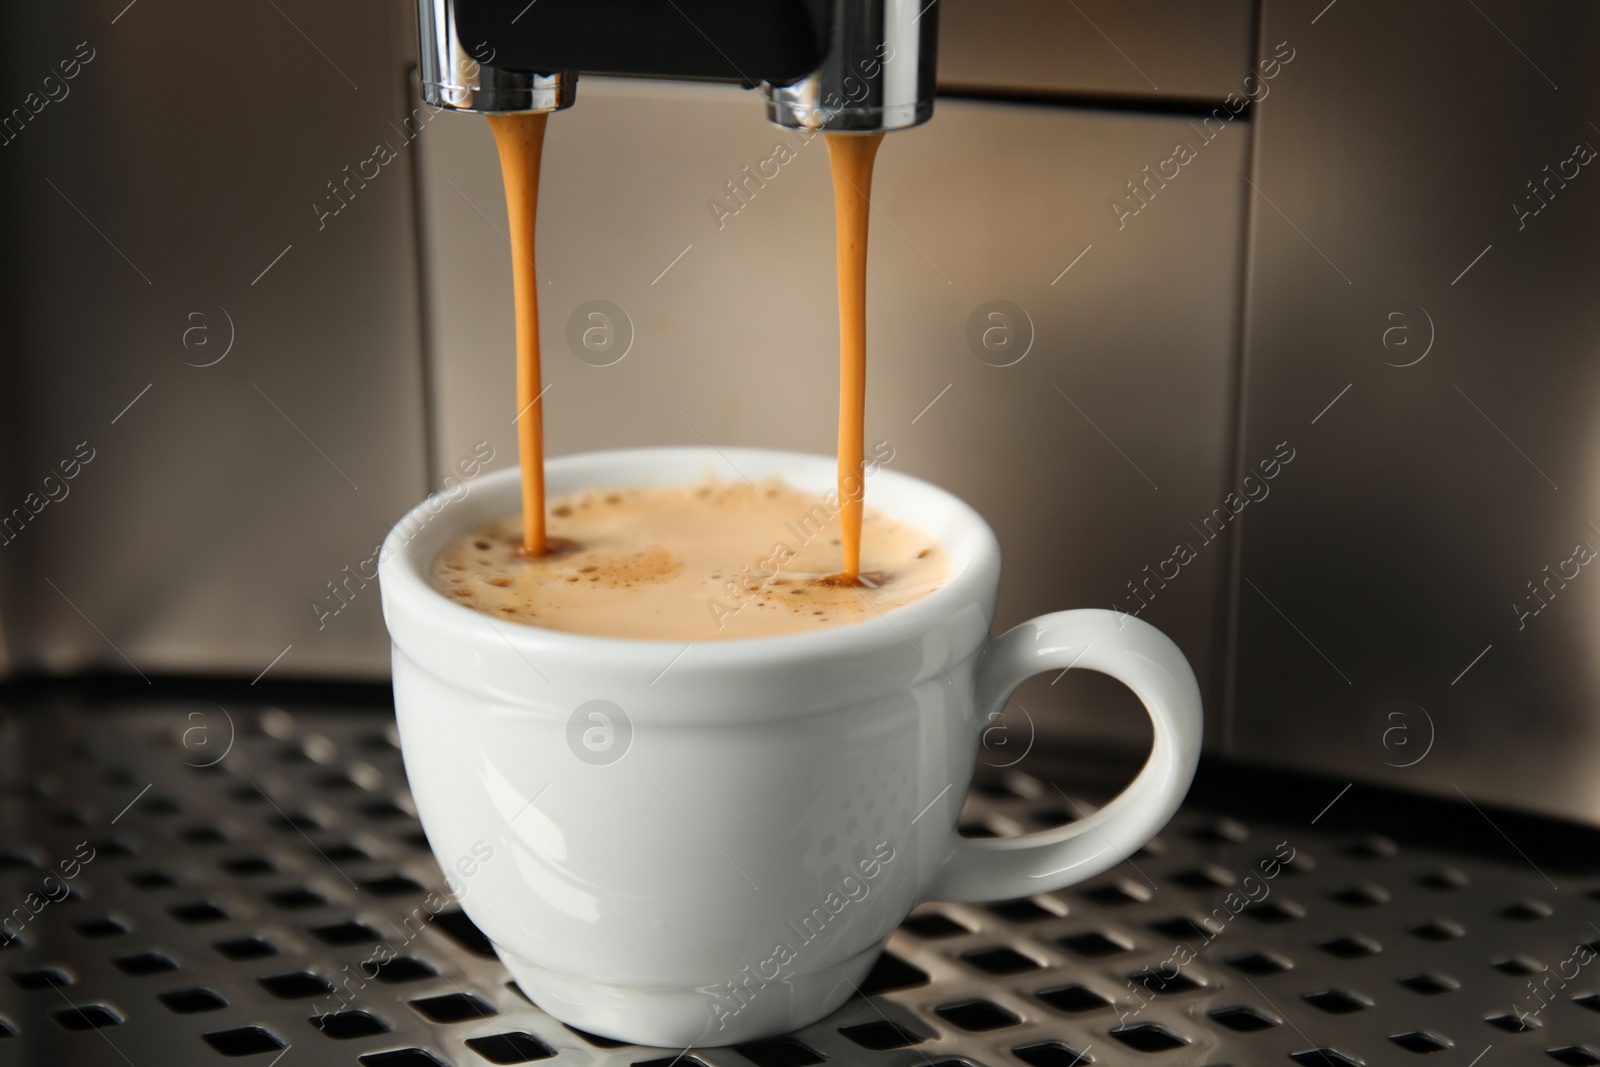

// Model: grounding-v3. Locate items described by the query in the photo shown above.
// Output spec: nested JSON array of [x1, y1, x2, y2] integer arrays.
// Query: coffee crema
[[433, 479, 947, 641]]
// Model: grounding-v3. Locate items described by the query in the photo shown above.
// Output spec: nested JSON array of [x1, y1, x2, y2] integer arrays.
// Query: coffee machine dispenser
[[415, 0, 937, 134], [5, 3, 1600, 1063]]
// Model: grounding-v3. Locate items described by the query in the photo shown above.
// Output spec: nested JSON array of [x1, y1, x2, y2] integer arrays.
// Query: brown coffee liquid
[[487, 112, 550, 556], [433, 479, 947, 641], [824, 132, 884, 584]]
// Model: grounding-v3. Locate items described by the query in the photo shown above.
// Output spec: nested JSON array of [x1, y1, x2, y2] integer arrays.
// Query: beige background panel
[[939, 0, 1258, 100], [0, 0, 430, 680]]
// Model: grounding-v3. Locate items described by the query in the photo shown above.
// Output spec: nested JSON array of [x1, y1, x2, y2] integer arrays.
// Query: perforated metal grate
[[2, 703, 1599, 1066]]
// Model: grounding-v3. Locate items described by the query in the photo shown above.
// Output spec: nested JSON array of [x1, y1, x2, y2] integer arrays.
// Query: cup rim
[[378, 446, 1000, 670]]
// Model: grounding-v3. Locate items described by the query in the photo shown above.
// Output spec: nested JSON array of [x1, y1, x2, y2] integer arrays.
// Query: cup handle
[[924, 609, 1203, 903]]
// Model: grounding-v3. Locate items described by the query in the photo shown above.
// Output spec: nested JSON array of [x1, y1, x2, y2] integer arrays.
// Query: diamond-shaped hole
[[1170, 864, 1234, 889], [373, 956, 436, 983], [30, 879, 82, 903], [204, 1025, 286, 1056], [112, 951, 178, 976], [1501, 899, 1553, 921], [1109, 1022, 1189, 1052], [1343, 835, 1398, 859], [1317, 934, 1382, 959], [467, 1033, 558, 1064], [434, 908, 497, 958], [961, 947, 1040, 975], [1418, 867, 1469, 890], [275, 810, 327, 833], [409, 992, 496, 1023], [1410, 918, 1465, 941], [634, 1058, 711, 1067], [1147, 915, 1211, 940], [1390, 1030, 1453, 1053], [359, 1050, 452, 1067], [360, 874, 424, 898], [1209, 1005, 1280, 1032], [169, 900, 229, 924], [958, 821, 1002, 838], [87, 837, 136, 858], [129, 868, 179, 889], [55, 808, 92, 827], [733, 1037, 825, 1067], [935, 1000, 1019, 1031], [362, 800, 412, 821], [839, 1021, 927, 1050], [901, 911, 970, 938], [1189, 817, 1249, 843], [1080, 879, 1151, 906], [1059, 930, 1132, 958], [159, 987, 228, 1013], [266, 886, 328, 911], [320, 841, 374, 863], [182, 824, 231, 845], [1575, 993, 1600, 1012], [214, 935, 278, 961], [12, 967, 74, 990], [1330, 882, 1390, 907], [220, 855, 277, 877], [1137, 836, 1170, 856], [1303, 989, 1372, 1014], [1012, 1042, 1092, 1067], [311, 1009, 391, 1039], [315, 771, 359, 791], [359, 728, 400, 752], [1548, 1047, 1600, 1066], [75, 915, 131, 938], [1290, 1050, 1364, 1067], [1245, 898, 1305, 923], [310, 919, 380, 946], [1485, 1011, 1540, 1033], [1036, 984, 1111, 1013], [1399, 972, 1459, 995], [857, 951, 929, 995], [259, 970, 335, 999], [1225, 950, 1293, 976], [1492, 956, 1544, 976], [987, 898, 1058, 922], [1128, 967, 1203, 995], [50, 1004, 124, 1031]]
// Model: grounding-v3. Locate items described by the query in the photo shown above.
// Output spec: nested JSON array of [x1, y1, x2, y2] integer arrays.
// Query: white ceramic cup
[[379, 447, 1202, 1047]]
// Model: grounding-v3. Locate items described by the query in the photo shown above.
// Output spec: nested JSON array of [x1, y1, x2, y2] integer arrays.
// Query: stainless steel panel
[[1234, 0, 1600, 821], [0, 1, 430, 680], [415, 79, 1250, 750], [938, 0, 1257, 101]]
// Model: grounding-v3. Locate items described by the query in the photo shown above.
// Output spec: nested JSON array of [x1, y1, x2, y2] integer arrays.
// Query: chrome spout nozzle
[[416, 0, 576, 114], [762, 0, 939, 133]]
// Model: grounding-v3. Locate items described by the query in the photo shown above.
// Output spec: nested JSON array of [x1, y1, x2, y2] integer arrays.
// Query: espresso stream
[[487, 111, 551, 557], [824, 131, 885, 583]]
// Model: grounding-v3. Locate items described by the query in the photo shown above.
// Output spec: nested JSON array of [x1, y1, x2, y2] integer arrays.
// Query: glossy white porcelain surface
[[378, 447, 1202, 1046]]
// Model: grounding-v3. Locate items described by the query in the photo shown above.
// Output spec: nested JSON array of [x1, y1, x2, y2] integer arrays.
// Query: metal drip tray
[[2, 701, 1599, 1067]]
